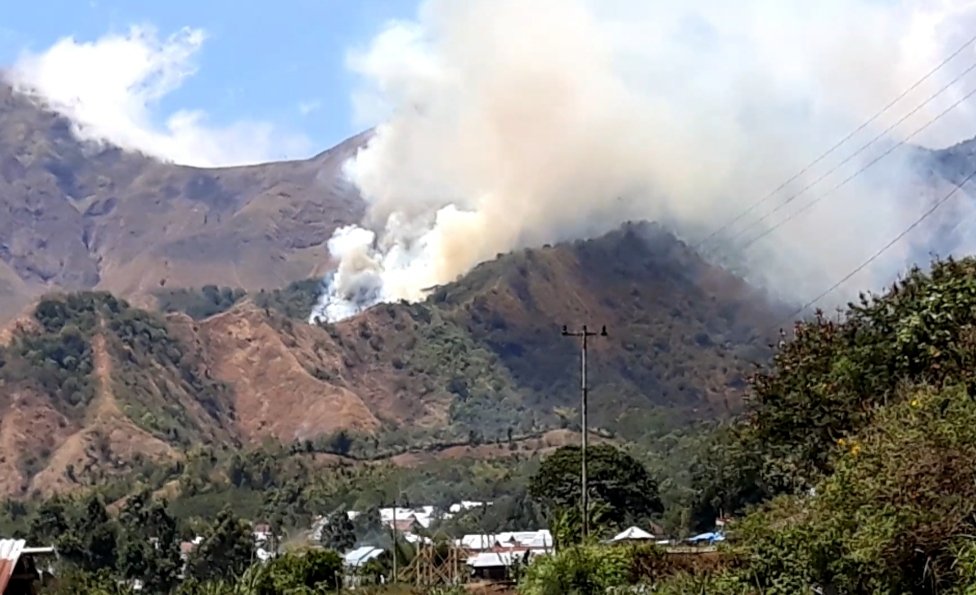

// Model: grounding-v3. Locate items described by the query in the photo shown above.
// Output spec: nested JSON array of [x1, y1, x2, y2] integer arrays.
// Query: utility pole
[[562, 324, 607, 542], [391, 498, 397, 583]]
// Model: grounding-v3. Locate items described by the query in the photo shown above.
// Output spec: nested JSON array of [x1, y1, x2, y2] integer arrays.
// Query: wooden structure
[[396, 541, 467, 587]]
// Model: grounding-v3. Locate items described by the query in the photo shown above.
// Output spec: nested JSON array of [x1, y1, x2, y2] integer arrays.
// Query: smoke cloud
[[312, 0, 976, 322]]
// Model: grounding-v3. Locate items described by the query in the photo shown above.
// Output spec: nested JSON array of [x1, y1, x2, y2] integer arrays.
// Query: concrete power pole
[[562, 324, 607, 542], [391, 498, 397, 583]]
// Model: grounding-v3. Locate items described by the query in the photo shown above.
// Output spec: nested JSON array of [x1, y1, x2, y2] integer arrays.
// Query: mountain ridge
[[0, 223, 781, 498], [0, 80, 369, 322]]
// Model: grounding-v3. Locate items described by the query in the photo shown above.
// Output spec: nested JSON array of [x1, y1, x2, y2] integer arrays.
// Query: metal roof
[[343, 546, 385, 568], [0, 539, 26, 594], [466, 550, 545, 568]]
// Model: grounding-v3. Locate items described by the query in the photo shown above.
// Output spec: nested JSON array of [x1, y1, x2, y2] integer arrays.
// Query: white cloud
[[298, 99, 322, 116], [7, 25, 312, 167]]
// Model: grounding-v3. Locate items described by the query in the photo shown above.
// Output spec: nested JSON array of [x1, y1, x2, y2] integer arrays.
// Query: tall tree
[[529, 444, 662, 541], [320, 511, 356, 552], [352, 507, 384, 544], [58, 494, 117, 572], [185, 507, 254, 582], [117, 490, 181, 593], [27, 496, 70, 545]]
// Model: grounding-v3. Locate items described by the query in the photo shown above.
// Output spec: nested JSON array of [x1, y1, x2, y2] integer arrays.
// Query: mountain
[[0, 223, 783, 498], [0, 81, 367, 322]]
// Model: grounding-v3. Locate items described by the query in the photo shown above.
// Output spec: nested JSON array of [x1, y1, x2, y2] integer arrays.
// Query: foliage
[[319, 511, 355, 552], [116, 490, 182, 593], [155, 286, 246, 320], [108, 305, 230, 443], [251, 548, 343, 593], [436, 487, 544, 536], [41, 568, 135, 595], [519, 545, 633, 595], [185, 508, 255, 582], [0, 293, 118, 413], [529, 445, 662, 542], [253, 279, 322, 320], [721, 384, 976, 594], [748, 257, 976, 491], [685, 423, 767, 532], [57, 494, 118, 572], [27, 495, 71, 544]]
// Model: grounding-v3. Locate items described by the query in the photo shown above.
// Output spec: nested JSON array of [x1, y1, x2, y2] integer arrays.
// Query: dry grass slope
[[0, 81, 368, 323]]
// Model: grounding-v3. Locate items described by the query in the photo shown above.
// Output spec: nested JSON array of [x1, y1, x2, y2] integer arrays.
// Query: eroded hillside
[[0, 81, 367, 321], [0, 224, 783, 497]]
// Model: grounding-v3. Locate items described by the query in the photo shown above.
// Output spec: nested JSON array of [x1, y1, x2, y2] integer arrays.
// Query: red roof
[[0, 539, 26, 593]]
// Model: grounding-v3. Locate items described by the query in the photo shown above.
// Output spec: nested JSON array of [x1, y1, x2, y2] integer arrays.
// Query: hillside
[[0, 81, 367, 322], [0, 223, 783, 498]]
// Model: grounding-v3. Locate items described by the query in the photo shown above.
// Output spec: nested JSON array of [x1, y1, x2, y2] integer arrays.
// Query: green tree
[[728, 385, 976, 594], [59, 494, 117, 573], [519, 545, 631, 595], [252, 549, 343, 594], [117, 490, 181, 593], [27, 496, 70, 545], [687, 423, 768, 531], [319, 511, 355, 552], [185, 507, 254, 582], [529, 445, 662, 542], [747, 258, 976, 492], [352, 507, 383, 543]]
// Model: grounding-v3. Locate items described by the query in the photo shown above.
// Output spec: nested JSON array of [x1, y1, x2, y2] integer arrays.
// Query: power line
[[728, 62, 976, 247], [740, 82, 976, 250], [561, 324, 607, 543], [774, 165, 976, 327], [695, 32, 976, 250]]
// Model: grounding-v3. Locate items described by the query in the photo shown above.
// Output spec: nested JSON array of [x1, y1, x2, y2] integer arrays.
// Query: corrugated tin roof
[[0, 539, 26, 594], [466, 549, 545, 568], [343, 546, 385, 568]]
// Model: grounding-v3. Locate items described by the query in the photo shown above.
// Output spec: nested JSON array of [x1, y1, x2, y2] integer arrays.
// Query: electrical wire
[[740, 83, 976, 250], [773, 165, 976, 328], [695, 33, 976, 250]]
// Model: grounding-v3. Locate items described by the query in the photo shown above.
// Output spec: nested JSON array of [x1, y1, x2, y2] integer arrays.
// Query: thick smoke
[[311, 0, 976, 323]]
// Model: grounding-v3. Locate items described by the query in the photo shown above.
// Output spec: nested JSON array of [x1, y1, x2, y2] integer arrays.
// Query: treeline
[[155, 279, 322, 321], [650, 256, 976, 593], [12, 489, 347, 594]]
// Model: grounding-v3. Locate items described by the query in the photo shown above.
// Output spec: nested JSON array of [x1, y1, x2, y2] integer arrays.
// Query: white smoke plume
[[311, 0, 976, 323]]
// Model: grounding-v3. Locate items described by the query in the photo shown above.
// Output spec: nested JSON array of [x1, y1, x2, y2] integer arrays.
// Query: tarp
[[611, 526, 655, 542], [688, 532, 726, 543]]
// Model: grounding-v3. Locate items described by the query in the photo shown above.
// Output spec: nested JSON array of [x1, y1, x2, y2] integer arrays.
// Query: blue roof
[[688, 532, 725, 543]]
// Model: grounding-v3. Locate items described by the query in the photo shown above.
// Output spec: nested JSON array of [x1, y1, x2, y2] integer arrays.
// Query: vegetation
[[155, 286, 246, 320], [155, 278, 322, 322], [253, 279, 323, 320], [0, 293, 114, 412], [490, 256, 976, 593], [0, 291, 230, 465], [643, 256, 976, 593], [529, 445, 662, 545]]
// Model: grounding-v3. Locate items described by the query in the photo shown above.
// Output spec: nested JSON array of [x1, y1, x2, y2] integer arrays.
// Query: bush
[[253, 548, 343, 593], [519, 545, 632, 595]]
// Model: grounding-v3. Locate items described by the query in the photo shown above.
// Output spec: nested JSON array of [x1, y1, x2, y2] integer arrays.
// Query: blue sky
[[0, 0, 418, 163]]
